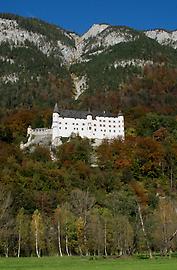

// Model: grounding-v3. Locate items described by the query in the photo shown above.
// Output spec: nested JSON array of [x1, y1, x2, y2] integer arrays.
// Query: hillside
[[0, 13, 177, 112], [1, 14, 177, 258]]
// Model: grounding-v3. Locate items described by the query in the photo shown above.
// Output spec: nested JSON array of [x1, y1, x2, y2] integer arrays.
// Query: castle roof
[[58, 109, 115, 119]]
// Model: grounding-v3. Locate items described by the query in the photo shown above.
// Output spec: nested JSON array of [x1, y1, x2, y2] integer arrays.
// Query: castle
[[20, 104, 124, 149]]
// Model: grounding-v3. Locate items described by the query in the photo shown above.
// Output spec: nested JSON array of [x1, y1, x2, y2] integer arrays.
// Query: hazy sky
[[1, 0, 177, 34]]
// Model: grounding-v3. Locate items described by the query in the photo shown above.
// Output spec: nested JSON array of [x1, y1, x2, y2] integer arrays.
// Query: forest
[[1, 132, 177, 258], [0, 22, 177, 257]]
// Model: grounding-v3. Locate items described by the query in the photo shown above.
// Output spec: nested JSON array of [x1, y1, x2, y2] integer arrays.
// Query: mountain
[[145, 29, 177, 49], [0, 13, 177, 113]]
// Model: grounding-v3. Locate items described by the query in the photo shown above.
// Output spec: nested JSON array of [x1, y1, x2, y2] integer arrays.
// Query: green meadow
[[0, 257, 177, 270]]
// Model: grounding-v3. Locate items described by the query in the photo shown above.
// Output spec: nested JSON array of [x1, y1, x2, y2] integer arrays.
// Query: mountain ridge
[[1, 13, 177, 64], [0, 13, 177, 110]]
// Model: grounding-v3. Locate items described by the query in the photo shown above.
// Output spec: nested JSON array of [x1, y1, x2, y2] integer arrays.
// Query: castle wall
[[30, 128, 52, 136], [22, 107, 125, 149], [52, 113, 124, 144]]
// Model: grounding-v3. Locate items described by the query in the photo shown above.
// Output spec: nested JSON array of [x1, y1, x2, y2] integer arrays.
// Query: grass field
[[0, 256, 177, 270]]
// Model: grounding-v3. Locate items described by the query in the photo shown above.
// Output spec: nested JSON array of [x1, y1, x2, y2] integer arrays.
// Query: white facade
[[52, 104, 124, 146], [21, 104, 125, 149]]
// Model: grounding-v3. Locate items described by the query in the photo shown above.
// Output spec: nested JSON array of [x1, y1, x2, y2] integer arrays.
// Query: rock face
[[71, 24, 138, 62], [0, 16, 76, 64], [145, 29, 177, 49], [0, 18, 137, 63], [0, 14, 177, 103], [1, 15, 176, 65]]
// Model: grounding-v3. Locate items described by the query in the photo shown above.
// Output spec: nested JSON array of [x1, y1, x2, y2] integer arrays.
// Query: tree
[[53, 206, 63, 257], [56, 136, 92, 167], [60, 204, 74, 256], [87, 209, 104, 256], [70, 189, 95, 255], [15, 208, 29, 257], [111, 215, 134, 256], [31, 209, 45, 258], [99, 208, 112, 256], [153, 198, 177, 255], [131, 181, 153, 258], [76, 217, 85, 256], [0, 186, 12, 226]]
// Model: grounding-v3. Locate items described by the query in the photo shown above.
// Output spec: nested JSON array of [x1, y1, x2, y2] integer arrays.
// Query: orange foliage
[[131, 181, 149, 206]]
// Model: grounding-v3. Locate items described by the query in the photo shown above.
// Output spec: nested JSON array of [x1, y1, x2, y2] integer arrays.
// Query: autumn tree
[[70, 189, 95, 255], [15, 208, 30, 257], [153, 198, 177, 255], [31, 209, 45, 258]]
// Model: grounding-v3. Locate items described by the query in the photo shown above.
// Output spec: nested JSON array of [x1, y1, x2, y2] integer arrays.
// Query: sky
[[0, 0, 177, 34]]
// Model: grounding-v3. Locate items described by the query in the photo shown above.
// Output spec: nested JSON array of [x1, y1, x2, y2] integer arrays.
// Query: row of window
[[58, 119, 123, 124], [58, 127, 121, 133], [99, 119, 116, 123], [59, 122, 123, 128]]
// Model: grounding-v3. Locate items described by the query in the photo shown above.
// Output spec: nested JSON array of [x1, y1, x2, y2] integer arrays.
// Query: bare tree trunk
[[104, 222, 108, 256], [119, 248, 123, 256], [97, 247, 100, 256], [168, 228, 177, 242], [5, 246, 8, 258], [35, 219, 40, 258], [65, 233, 70, 256], [84, 232, 88, 256], [84, 191, 89, 256], [137, 202, 153, 259], [17, 230, 21, 258], [166, 228, 177, 256], [79, 246, 83, 256], [57, 222, 63, 257]]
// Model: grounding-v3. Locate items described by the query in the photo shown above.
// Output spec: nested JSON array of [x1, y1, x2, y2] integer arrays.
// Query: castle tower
[[52, 103, 60, 144], [118, 111, 124, 140]]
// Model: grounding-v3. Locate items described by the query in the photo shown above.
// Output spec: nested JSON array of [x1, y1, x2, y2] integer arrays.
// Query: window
[[114, 130, 116, 133], [103, 124, 105, 127], [65, 127, 67, 130], [113, 121, 115, 123], [82, 128, 84, 130], [72, 123, 75, 125], [113, 125, 116, 128], [94, 129, 96, 131], [109, 125, 111, 127], [100, 124, 102, 127], [94, 124, 96, 126], [109, 130, 111, 132], [83, 123, 85, 126], [89, 127, 91, 130], [76, 123, 78, 125]]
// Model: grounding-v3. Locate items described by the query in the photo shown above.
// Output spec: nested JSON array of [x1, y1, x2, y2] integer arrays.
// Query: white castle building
[[21, 104, 124, 149]]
